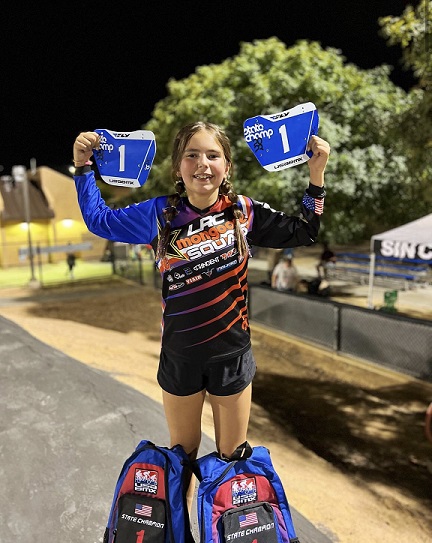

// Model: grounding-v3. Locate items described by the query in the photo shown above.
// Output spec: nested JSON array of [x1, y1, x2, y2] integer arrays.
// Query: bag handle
[[220, 440, 253, 461]]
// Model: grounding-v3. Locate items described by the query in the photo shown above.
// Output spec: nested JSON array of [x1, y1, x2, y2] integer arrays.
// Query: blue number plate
[[93, 129, 156, 187], [243, 102, 319, 171]]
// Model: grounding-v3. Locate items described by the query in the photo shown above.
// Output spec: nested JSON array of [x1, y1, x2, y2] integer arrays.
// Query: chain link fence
[[249, 285, 432, 382]]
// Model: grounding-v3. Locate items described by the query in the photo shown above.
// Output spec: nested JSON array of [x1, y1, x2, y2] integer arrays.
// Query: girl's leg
[[162, 389, 206, 511], [208, 384, 252, 458]]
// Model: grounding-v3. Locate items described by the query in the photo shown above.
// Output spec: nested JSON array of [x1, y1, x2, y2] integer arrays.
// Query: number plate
[[93, 129, 156, 187], [243, 102, 319, 171]]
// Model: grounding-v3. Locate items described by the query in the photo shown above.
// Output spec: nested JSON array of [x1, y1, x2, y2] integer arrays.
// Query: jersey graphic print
[[74, 170, 324, 363], [158, 196, 252, 360]]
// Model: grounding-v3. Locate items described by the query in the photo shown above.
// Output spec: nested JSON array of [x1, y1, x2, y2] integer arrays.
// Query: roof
[[0, 178, 55, 221], [371, 214, 432, 260], [371, 214, 432, 244]]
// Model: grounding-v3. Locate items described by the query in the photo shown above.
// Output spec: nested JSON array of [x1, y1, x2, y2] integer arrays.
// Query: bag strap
[[220, 440, 253, 461], [191, 441, 253, 479]]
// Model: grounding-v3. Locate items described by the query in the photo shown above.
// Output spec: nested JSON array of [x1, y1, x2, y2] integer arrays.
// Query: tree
[[379, 0, 432, 209], [136, 37, 416, 243], [379, 0, 431, 88]]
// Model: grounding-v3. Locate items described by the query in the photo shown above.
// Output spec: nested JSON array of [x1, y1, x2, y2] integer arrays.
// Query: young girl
[[73, 122, 330, 506]]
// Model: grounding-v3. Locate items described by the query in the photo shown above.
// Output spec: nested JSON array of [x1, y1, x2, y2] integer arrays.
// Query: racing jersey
[[74, 169, 324, 362]]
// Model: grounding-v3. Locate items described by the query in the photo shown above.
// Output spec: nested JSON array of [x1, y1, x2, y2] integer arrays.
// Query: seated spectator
[[298, 278, 331, 297], [271, 256, 299, 292], [267, 248, 283, 282], [316, 242, 337, 278]]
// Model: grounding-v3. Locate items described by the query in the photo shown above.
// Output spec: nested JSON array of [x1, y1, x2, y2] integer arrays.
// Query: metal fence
[[111, 254, 161, 288], [249, 285, 432, 382], [104, 254, 432, 382]]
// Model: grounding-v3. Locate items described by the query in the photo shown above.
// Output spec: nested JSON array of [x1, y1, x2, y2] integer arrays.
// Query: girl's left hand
[[307, 135, 331, 186]]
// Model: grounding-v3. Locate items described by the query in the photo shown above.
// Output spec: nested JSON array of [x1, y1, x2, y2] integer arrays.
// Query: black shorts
[[157, 347, 256, 397]]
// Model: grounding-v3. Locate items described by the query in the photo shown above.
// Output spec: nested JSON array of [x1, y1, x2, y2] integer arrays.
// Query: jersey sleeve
[[247, 183, 325, 248], [74, 169, 160, 244]]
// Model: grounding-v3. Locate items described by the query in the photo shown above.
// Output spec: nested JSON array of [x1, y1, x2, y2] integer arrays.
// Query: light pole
[[11, 165, 39, 287]]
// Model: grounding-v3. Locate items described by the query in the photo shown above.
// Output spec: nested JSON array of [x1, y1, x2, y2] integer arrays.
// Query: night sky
[[1, 1, 416, 175]]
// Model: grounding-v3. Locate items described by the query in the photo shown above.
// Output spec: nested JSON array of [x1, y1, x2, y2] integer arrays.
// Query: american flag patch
[[302, 194, 324, 215], [135, 503, 152, 517], [239, 512, 258, 527]]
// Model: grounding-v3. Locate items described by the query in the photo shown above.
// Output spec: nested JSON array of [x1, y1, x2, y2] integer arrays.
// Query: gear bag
[[194, 442, 299, 543], [103, 440, 194, 543]]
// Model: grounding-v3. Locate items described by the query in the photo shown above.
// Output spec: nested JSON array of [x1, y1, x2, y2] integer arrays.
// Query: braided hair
[[156, 122, 249, 262]]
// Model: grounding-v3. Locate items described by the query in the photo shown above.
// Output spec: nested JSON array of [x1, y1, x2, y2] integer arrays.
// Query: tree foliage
[[379, 0, 432, 209], [379, 0, 431, 88], [134, 37, 418, 243]]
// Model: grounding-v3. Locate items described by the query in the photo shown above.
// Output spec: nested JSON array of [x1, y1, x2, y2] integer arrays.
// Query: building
[[0, 167, 106, 268]]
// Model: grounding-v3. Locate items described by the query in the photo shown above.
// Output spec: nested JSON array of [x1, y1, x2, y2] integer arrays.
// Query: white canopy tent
[[367, 213, 432, 308]]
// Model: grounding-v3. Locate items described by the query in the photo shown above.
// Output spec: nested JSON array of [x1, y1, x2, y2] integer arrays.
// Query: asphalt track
[[0, 314, 332, 543]]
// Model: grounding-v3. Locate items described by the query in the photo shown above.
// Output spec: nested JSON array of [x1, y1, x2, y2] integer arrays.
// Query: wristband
[[74, 164, 92, 175], [73, 159, 93, 167]]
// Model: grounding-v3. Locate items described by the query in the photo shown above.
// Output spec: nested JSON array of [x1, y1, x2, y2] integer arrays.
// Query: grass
[[0, 258, 159, 290], [0, 260, 117, 289]]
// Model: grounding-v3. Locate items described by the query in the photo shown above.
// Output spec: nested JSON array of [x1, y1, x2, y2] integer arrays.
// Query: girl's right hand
[[73, 131, 101, 166]]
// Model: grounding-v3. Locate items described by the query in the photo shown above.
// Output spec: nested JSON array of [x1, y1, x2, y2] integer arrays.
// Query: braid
[[156, 180, 184, 262], [220, 179, 250, 260]]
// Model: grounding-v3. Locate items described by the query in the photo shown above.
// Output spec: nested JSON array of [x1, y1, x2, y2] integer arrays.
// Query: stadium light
[[11, 165, 39, 287]]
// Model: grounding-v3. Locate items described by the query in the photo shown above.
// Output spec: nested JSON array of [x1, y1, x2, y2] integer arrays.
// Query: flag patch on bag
[[239, 512, 258, 527], [135, 503, 152, 517]]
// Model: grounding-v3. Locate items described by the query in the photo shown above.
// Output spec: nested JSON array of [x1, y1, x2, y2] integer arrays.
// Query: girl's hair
[[156, 121, 249, 263]]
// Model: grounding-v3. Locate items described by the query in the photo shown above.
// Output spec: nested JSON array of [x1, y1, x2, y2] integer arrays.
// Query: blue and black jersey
[[74, 170, 324, 362]]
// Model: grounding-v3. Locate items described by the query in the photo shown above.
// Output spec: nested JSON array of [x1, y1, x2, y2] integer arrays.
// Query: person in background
[[298, 277, 331, 297], [72, 122, 330, 511], [282, 247, 294, 260], [267, 248, 283, 283], [271, 255, 299, 292], [66, 244, 76, 279], [316, 241, 336, 278]]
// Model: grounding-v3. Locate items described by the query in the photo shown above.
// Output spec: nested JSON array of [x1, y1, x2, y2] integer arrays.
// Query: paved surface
[[2, 253, 428, 543], [0, 314, 331, 543]]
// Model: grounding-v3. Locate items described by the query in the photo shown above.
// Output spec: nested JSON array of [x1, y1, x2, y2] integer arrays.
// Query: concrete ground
[[0, 248, 429, 543], [0, 314, 331, 543]]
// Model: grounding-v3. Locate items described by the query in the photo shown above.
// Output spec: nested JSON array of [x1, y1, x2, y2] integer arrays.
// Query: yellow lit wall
[[0, 167, 106, 267]]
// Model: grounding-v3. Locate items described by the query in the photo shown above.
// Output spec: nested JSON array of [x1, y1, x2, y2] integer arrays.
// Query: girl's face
[[178, 129, 230, 208]]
